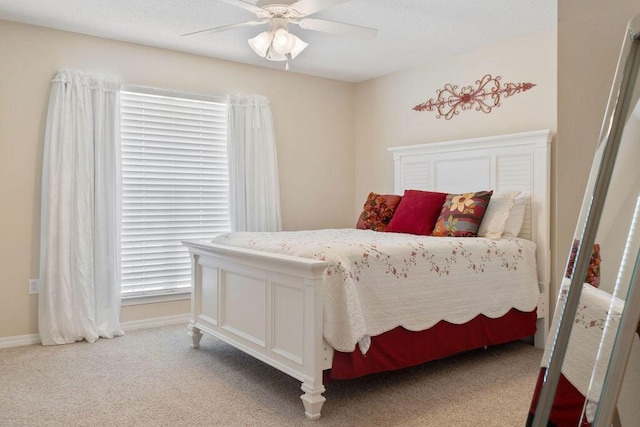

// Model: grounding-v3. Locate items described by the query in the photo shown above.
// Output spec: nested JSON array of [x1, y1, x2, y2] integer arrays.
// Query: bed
[[183, 129, 552, 419]]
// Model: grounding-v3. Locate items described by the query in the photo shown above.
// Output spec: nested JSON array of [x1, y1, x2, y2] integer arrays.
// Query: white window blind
[[120, 88, 230, 297]]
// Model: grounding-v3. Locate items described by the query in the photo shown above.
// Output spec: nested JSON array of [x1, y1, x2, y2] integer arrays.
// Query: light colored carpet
[[0, 325, 542, 426]]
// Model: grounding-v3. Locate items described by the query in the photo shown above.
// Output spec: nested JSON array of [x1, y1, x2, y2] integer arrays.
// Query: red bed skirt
[[330, 308, 537, 379], [527, 367, 591, 427]]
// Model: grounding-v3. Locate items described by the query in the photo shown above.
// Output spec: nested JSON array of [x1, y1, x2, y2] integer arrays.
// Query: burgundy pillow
[[565, 239, 601, 287], [385, 190, 447, 235], [356, 192, 402, 231]]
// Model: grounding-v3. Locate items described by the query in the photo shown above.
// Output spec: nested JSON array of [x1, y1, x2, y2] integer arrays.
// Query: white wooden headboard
[[388, 130, 552, 345]]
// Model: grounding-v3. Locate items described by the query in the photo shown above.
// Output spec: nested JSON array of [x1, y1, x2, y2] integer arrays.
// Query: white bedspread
[[541, 280, 640, 423], [213, 229, 539, 352], [541, 281, 623, 403]]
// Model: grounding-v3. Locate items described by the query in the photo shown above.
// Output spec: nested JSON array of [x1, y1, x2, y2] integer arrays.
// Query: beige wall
[[354, 27, 557, 204], [353, 27, 558, 290], [556, 2, 640, 294], [0, 20, 355, 338]]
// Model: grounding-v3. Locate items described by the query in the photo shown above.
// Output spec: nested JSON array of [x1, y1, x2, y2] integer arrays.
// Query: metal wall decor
[[412, 74, 536, 120]]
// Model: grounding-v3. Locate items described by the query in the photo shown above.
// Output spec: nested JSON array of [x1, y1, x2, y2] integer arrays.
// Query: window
[[120, 87, 230, 299]]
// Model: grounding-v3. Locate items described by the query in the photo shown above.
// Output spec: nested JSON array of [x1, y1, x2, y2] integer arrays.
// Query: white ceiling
[[0, 0, 557, 83]]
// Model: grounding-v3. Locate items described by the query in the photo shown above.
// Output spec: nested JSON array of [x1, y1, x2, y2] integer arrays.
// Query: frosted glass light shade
[[272, 28, 295, 54], [248, 31, 273, 58], [266, 49, 287, 61], [249, 27, 307, 62], [289, 36, 308, 59]]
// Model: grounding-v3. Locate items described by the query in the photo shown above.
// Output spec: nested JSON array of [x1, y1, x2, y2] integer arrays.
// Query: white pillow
[[503, 192, 529, 238], [477, 191, 520, 239]]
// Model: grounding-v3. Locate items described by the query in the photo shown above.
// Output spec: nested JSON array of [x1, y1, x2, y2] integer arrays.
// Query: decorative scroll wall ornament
[[412, 74, 536, 120]]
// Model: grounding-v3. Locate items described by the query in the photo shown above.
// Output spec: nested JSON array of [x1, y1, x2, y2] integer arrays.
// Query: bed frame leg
[[300, 382, 326, 420], [188, 323, 203, 349], [535, 316, 548, 349]]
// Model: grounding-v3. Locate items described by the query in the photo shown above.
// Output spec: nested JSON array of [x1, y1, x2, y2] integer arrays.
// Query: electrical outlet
[[29, 279, 40, 295]]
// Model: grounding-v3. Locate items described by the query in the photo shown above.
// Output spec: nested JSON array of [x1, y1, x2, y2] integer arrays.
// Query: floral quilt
[[213, 228, 539, 353], [541, 280, 640, 422]]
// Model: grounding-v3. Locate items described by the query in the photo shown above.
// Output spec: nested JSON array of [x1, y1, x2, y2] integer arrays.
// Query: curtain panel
[[227, 94, 282, 232], [39, 69, 123, 345]]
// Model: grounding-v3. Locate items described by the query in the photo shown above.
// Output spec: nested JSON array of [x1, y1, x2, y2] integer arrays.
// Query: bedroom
[[0, 0, 638, 425]]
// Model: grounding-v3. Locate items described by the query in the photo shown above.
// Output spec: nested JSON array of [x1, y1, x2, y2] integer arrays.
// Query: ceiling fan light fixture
[[265, 47, 287, 62], [249, 24, 307, 63], [271, 28, 296, 55], [289, 35, 308, 59], [248, 31, 273, 57], [186, 0, 378, 68]]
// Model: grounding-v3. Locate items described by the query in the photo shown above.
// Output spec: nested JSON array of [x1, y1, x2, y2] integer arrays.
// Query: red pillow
[[385, 190, 447, 235], [356, 192, 402, 231]]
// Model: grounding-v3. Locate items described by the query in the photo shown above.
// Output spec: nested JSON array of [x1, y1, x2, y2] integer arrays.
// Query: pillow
[[385, 190, 447, 235], [502, 192, 529, 237], [477, 191, 521, 239], [355, 192, 402, 231], [565, 239, 601, 288], [432, 191, 493, 237]]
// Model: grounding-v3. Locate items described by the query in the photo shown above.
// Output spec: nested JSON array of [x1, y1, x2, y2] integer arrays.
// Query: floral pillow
[[565, 239, 601, 287], [356, 192, 402, 231], [432, 191, 493, 237]]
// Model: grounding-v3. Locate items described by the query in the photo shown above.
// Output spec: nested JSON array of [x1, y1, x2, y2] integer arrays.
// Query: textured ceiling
[[0, 0, 557, 82]]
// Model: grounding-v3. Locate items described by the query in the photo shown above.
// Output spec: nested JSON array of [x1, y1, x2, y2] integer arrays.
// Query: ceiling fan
[[182, 0, 377, 66]]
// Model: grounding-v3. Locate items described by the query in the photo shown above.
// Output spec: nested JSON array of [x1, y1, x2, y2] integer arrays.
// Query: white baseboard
[[0, 314, 190, 349], [0, 333, 41, 349]]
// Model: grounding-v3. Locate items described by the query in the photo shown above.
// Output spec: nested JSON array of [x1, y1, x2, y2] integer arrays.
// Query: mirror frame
[[532, 13, 640, 427]]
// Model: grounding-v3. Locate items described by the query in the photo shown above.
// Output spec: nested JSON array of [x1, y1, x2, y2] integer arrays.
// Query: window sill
[[121, 291, 191, 306]]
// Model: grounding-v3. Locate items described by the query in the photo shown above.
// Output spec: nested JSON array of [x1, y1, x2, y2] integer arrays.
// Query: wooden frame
[[183, 129, 552, 419]]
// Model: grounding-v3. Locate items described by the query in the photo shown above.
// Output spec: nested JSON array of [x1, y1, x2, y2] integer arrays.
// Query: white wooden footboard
[[183, 240, 330, 420]]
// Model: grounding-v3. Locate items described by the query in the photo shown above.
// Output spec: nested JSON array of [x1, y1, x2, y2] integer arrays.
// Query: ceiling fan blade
[[296, 18, 377, 39], [181, 20, 267, 37], [290, 0, 351, 16], [217, 0, 267, 16]]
